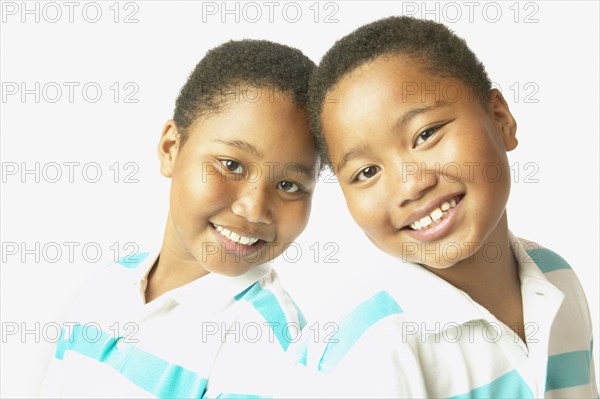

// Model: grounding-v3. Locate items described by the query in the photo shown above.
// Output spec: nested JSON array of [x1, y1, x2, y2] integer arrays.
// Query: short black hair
[[174, 39, 316, 146], [309, 16, 492, 165]]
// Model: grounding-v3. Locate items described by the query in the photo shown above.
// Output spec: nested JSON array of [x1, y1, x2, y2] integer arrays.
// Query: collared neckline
[[118, 249, 273, 309], [508, 232, 564, 302]]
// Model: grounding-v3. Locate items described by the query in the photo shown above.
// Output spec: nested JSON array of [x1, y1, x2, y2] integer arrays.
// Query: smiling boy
[[40, 40, 319, 398], [304, 16, 598, 398]]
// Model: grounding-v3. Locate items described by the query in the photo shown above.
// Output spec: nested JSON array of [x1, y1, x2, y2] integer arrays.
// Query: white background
[[1, 1, 598, 397]]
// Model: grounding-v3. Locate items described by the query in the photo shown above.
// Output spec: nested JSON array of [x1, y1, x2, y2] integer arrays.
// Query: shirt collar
[[508, 232, 563, 295], [120, 249, 273, 308], [508, 231, 564, 318], [167, 262, 272, 307]]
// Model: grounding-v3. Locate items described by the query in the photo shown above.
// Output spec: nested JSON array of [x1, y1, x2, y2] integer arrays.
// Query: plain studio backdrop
[[1, 1, 598, 397]]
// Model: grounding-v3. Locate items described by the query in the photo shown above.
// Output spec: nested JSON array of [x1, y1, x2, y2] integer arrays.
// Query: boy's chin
[[400, 252, 464, 270], [198, 256, 261, 277], [205, 263, 258, 277], [416, 260, 459, 270]]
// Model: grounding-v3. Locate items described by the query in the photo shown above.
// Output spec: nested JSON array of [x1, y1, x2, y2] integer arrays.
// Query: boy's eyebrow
[[395, 101, 450, 129], [337, 141, 370, 172], [212, 139, 263, 157]]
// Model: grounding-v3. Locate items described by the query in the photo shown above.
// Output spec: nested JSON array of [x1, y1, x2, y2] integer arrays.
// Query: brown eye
[[416, 124, 445, 146], [277, 180, 301, 193], [355, 166, 380, 182], [416, 129, 435, 146], [220, 160, 244, 174]]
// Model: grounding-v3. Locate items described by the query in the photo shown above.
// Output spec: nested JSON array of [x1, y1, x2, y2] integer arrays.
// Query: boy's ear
[[487, 89, 518, 151], [157, 120, 180, 178]]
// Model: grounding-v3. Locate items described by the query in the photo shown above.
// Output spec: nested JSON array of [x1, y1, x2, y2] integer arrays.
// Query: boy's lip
[[399, 192, 464, 230]]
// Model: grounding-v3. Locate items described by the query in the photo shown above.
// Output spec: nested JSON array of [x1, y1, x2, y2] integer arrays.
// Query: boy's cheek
[[345, 191, 383, 228], [288, 201, 311, 232], [276, 201, 312, 242]]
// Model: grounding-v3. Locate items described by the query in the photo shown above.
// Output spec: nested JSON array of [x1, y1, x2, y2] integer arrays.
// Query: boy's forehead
[[330, 54, 478, 110]]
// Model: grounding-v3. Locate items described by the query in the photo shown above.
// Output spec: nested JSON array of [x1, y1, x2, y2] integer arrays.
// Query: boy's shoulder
[[512, 235, 588, 301], [513, 236, 573, 274], [301, 288, 405, 371], [65, 250, 157, 319], [513, 234, 593, 325]]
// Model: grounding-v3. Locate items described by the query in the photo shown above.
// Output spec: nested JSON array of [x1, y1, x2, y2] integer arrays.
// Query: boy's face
[[321, 55, 517, 269], [159, 89, 319, 276]]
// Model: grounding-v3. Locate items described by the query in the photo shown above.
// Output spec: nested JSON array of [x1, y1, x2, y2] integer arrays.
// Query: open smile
[[401, 194, 464, 242], [213, 223, 261, 246], [209, 223, 269, 256], [408, 195, 462, 231]]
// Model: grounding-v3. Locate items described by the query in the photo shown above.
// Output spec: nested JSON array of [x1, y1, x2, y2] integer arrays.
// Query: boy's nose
[[396, 162, 438, 207], [231, 184, 273, 224]]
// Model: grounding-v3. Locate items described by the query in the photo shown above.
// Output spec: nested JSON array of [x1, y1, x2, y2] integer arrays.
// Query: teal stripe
[[117, 251, 150, 269], [55, 324, 207, 398], [317, 291, 403, 372], [235, 282, 293, 351], [546, 349, 592, 391], [525, 247, 571, 273], [295, 338, 308, 366], [449, 369, 533, 399]]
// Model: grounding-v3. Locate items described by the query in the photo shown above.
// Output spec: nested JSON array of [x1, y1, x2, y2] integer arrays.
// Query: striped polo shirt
[[299, 233, 598, 398], [40, 251, 306, 398]]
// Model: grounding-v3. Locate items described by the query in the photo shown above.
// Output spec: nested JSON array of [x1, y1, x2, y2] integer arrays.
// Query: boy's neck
[[422, 212, 526, 343], [145, 217, 209, 303]]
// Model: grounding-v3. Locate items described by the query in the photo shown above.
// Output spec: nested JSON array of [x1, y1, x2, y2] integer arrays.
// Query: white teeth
[[408, 197, 460, 231], [213, 224, 260, 246], [419, 215, 433, 227], [430, 208, 443, 222]]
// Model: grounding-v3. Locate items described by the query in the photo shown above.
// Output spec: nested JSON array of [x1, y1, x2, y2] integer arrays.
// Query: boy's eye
[[415, 128, 436, 146], [277, 180, 301, 193], [220, 159, 244, 174], [354, 166, 380, 182], [415, 126, 440, 146]]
